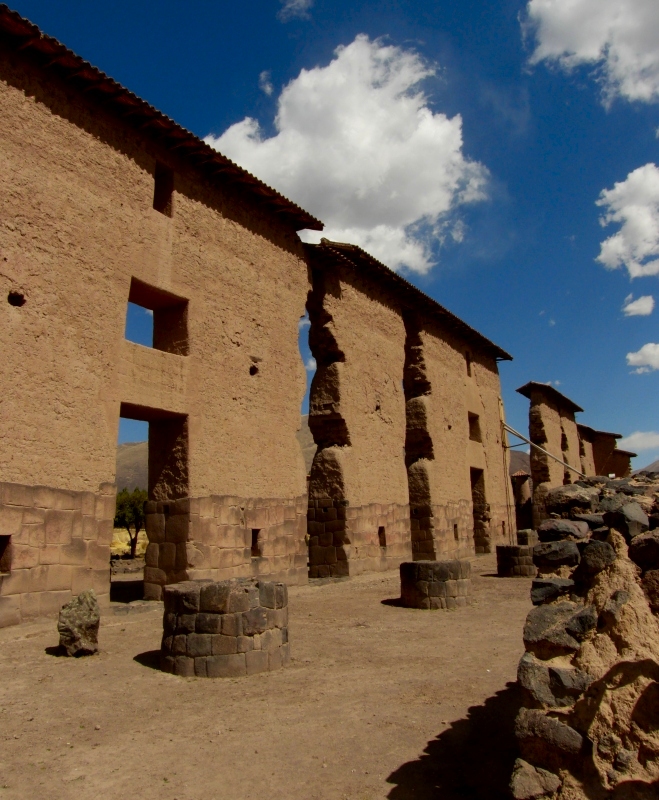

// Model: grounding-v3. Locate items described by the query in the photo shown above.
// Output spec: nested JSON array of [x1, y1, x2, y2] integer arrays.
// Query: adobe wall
[[526, 389, 580, 526], [0, 46, 309, 626], [306, 264, 411, 577], [577, 427, 597, 476], [405, 315, 514, 558]]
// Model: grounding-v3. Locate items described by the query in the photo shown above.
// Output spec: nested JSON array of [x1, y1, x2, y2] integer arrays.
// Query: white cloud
[[549, 318, 556, 326], [523, 0, 659, 104], [596, 163, 659, 278], [205, 35, 487, 274], [619, 431, 659, 451], [278, 0, 313, 21], [258, 71, 274, 96], [305, 357, 317, 371], [627, 342, 659, 373], [298, 315, 311, 329], [622, 293, 655, 316]]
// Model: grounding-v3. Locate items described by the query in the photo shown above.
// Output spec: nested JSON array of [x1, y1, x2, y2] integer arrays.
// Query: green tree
[[114, 487, 148, 559]]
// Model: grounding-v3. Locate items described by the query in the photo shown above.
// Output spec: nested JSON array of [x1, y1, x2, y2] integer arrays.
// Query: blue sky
[[12, 1, 659, 466]]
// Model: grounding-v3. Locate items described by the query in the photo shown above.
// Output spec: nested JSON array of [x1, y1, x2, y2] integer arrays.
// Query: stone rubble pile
[[57, 589, 100, 656], [510, 472, 659, 799]]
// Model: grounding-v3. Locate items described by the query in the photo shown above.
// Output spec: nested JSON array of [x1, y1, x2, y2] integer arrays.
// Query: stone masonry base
[[400, 560, 472, 609], [160, 578, 289, 677]]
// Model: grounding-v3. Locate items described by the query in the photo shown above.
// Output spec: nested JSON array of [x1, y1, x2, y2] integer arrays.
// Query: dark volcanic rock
[[515, 707, 583, 772], [518, 652, 592, 708], [572, 513, 605, 530], [578, 540, 617, 575], [509, 759, 561, 800], [533, 541, 580, 570], [603, 503, 649, 541], [545, 484, 599, 513], [628, 532, 659, 573], [523, 602, 581, 659], [531, 578, 575, 606], [598, 590, 630, 629], [564, 605, 597, 640], [598, 494, 632, 514], [537, 519, 589, 542], [57, 589, 100, 657]]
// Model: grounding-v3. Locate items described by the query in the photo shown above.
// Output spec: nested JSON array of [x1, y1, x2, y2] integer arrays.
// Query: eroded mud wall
[[526, 388, 581, 527], [405, 317, 514, 557], [306, 264, 411, 577], [0, 45, 309, 626]]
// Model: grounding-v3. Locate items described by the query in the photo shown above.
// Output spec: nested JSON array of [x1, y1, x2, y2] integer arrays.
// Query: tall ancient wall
[[577, 427, 597, 476], [408, 319, 513, 557], [306, 264, 412, 577], [525, 388, 580, 526], [0, 47, 309, 626]]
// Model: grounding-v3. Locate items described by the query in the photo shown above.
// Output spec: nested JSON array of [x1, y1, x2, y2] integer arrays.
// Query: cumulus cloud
[[523, 0, 659, 104], [258, 71, 274, 96], [596, 163, 659, 278], [205, 35, 487, 274], [305, 357, 317, 371], [623, 293, 655, 316], [619, 431, 659, 451], [278, 0, 313, 21], [627, 342, 659, 373]]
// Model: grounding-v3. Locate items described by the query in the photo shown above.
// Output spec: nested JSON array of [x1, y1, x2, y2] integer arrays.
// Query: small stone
[[510, 757, 561, 800], [545, 484, 600, 513], [628, 532, 659, 573], [523, 602, 581, 659], [565, 605, 597, 641], [530, 578, 574, 606], [603, 502, 649, 541], [577, 541, 616, 575], [598, 590, 630, 629], [537, 519, 589, 542], [533, 541, 580, 570], [57, 590, 100, 657], [572, 513, 605, 530]]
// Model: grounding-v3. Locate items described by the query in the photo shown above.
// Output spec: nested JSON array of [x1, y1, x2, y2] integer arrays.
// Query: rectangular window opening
[[0, 536, 12, 573], [251, 529, 263, 558], [468, 412, 482, 443], [453, 523, 459, 541], [153, 161, 174, 217], [378, 526, 387, 549], [465, 351, 472, 377], [125, 278, 189, 355]]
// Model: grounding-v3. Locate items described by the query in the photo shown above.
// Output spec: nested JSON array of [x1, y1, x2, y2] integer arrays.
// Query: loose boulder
[[537, 519, 589, 542], [545, 484, 599, 514], [533, 541, 580, 571], [57, 589, 100, 657], [603, 502, 649, 541], [628, 531, 659, 573]]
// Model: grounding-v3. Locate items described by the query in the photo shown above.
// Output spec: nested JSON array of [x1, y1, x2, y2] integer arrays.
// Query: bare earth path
[[0, 554, 532, 800]]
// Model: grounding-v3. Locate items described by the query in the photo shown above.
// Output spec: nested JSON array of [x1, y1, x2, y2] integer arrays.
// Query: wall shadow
[[386, 682, 521, 800]]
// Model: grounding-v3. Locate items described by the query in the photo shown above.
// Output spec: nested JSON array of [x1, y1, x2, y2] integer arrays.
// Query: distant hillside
[[509, 449, 530, 475], [116, 441, 148, 491], [636, 458, 659, 474], [116, 420, 527, 489]]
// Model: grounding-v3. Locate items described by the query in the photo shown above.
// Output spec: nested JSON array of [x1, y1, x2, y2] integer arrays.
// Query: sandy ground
[[0, 554, 532, 800]]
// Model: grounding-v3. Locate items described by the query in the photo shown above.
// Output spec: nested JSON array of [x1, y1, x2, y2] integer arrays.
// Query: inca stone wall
[[517, 383, 583, 528], [0, 37, 312, 623], [305, 249, 412, 577], [406, 315, 514, 557]]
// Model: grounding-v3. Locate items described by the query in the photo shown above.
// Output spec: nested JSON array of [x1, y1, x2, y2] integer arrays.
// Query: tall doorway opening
[[470, 467, 490, 554]]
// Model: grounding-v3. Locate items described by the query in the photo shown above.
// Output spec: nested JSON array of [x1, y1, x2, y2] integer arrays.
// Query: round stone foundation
[[160, 578, 289, 677], [400, 560, 472, 609], [496, 545, 537, 577]]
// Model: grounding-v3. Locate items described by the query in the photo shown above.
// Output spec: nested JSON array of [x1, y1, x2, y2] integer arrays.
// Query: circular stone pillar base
[[400, 560, 472, 609], [496, 545, 537, 577], [160, 578, 289, 677]]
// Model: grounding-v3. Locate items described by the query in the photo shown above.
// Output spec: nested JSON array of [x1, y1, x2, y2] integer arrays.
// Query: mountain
[[115, 441, 148, 491], [635, 458, 659, 474], [509, 449, 531, 475]]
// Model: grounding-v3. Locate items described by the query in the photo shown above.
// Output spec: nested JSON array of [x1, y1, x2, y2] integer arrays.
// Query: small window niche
[[465, 351, 472, 377], [453, 523, 459, 541], [468, 412, 482, 443], [0, 536, 12, 573], [251, 529, 263, 558], [126, 278, 189, 355], [378, 526, 387, 549], [153, 161, 174, 217]]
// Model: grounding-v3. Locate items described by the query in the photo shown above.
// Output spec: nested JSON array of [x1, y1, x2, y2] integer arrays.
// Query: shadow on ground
[[133, 650, 161, 670], [386, 682, 521, 800], [110, 579, 144, 603]]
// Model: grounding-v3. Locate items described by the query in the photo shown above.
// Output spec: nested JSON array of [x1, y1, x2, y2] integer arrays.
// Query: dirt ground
[[0, 554, 532, 800]]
